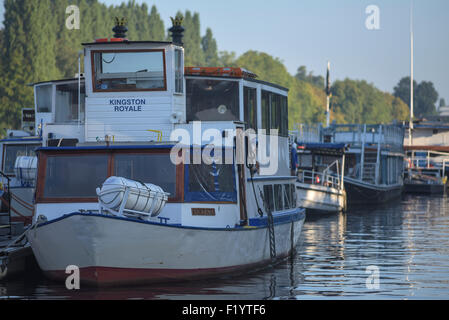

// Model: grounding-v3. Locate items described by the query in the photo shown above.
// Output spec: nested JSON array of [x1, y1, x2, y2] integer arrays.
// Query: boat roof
[[297, 142, 346, 150], [82, 40, 173, 46], [36, 143, 235, 152], [30, 77, 85, 87], [296, 142, 347, 155], [0, 136, 42, 143]]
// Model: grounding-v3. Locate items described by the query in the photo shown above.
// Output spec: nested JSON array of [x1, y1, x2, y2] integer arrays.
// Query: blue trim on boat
[[0, 138, 42, 143], [36, 207, 305, 231], [246, 176, 296, 182]]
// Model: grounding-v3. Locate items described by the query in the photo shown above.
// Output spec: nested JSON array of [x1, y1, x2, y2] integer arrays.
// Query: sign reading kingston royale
[[110, 98, 146, 112]]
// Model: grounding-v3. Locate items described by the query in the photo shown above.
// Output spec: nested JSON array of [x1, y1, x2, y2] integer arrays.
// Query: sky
[[0, 0, 448, 104]]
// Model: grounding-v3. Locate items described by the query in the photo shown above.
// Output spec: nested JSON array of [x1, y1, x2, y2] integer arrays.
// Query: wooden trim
[[35, 153, 48, 203], [90, 49, 167, 93]]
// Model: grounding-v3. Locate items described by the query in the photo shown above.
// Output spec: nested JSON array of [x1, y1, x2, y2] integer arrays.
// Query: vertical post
[[360, 124, 367, 181], [78, 51, 82, 128], [409, 3, 414, 146], [7, 178, 11, 238], [341, 154, 346, 189], [375, 125, 382, 184]]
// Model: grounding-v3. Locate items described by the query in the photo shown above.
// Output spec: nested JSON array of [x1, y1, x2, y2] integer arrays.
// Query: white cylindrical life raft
[[14, 156, 38, 183], [96, 176, 169, 219]]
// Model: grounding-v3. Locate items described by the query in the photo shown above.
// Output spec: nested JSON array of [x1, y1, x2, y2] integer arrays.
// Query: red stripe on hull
[[44, 253, 290, 287]]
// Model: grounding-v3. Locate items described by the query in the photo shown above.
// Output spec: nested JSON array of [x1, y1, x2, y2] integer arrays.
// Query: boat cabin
[[34, 144, 298, 228]]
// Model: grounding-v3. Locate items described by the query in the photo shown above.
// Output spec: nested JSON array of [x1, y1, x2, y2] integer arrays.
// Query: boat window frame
[[1, 143, 40, 176], [90, 49, 168, 93], [35, 148, 184, 203]]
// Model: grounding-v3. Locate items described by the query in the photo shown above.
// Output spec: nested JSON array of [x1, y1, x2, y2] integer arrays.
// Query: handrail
[[298, 168, 341, 190], [0, 169, 12, 238]]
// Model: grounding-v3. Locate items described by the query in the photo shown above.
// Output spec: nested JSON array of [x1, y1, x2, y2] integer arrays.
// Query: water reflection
[[1, 194, 449, 299]]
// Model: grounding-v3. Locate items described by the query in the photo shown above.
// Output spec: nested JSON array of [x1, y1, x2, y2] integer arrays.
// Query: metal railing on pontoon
[[297, 160, 343, 190]]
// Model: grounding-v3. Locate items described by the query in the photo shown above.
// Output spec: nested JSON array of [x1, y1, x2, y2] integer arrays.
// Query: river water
[[1, 194, 449, 300]]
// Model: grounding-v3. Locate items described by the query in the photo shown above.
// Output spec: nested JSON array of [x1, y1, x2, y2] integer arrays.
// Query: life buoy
[[315, 175, 320, 184]]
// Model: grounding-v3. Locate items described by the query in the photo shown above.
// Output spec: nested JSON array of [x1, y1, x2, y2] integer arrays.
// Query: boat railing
[[405, 151, 449, 177], [0, 170, 11, 238], [290, 123, 322, 143], [324, 124, 405, 149], [298, 169, 341, 190], [298, 160, 342, 190]]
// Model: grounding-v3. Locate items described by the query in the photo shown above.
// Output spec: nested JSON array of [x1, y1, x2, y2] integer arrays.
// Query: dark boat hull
[[344, 179, 403, 205], [404, 183, 446, 194]]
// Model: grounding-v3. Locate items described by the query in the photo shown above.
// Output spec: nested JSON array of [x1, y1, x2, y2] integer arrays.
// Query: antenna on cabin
[[113, 17, 128, 39], [169, 15, 185, 46]]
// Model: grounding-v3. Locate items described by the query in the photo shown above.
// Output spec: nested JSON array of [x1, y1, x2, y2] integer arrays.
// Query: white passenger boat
[[26, 18, 305, 286], [294, 142, 347, 213]]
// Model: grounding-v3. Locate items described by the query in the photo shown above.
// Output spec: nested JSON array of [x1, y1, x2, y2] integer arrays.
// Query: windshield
[[92, 50, 166, 92], [2, 144, 39, 175]]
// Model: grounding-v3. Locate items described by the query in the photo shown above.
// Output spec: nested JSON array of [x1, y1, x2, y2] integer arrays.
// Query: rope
[[10, 193, 34, 211], [0, 196, 30, 219]]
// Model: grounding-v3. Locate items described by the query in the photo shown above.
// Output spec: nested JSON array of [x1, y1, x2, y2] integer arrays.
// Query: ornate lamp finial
[[112, 17, 128, 39]]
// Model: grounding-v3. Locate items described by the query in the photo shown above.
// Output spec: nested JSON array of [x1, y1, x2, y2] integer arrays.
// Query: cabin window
[[281, 96, 288, 136], [270, 94, 280, 132], [2, 144, 38, 175], [262, 91, 270, 131], [35, 85, 53, 113], [274, 184, 283, 211], [261, 90, 288, 136], [283, 184, 294, 209], [244, 87, 257, 130], [186, 79, 239, 122], [185, 161, 236, 202], [55, 83, 85, 123], [114, 154, 176, 196], [92, 50, 166, 92], [174, 49, 183, 94], [43, 155, 109, 198], [263, 184, 274, 212]]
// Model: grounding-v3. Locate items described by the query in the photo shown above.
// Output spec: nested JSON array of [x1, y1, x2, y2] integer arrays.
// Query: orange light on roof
[[95, 38, 109, 43], [185, 67, 257, 79], [110, 38, 125, 42]]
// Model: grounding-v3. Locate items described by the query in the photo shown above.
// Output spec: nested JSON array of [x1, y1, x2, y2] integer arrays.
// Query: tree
[[217, 51, 237, 67], [182, 10, 205, 66], [148, 5, 165, 41], [393, 76, 417, 108], [415, 81, 438, 117], [440, 98, 447, 108], [295, 65, 324, 88], [393, 77, 439, 118], [201, 28, 218, 66]]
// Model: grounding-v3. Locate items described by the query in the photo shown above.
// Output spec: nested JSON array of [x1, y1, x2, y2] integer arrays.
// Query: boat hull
[[27, 210, 305, 286], [296, 182, 346, 213], [344, 178, 403, 205], [404, 183, 446, 194]]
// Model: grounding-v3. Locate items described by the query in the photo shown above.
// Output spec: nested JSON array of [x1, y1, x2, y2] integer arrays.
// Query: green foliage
[[295, 66, 324, 89], [201, 28, 218, 67], [440, 98, 446, 108], [332, 79, 409, 124], [393, 76, 439, 118], [182, 10, 205, 66]]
